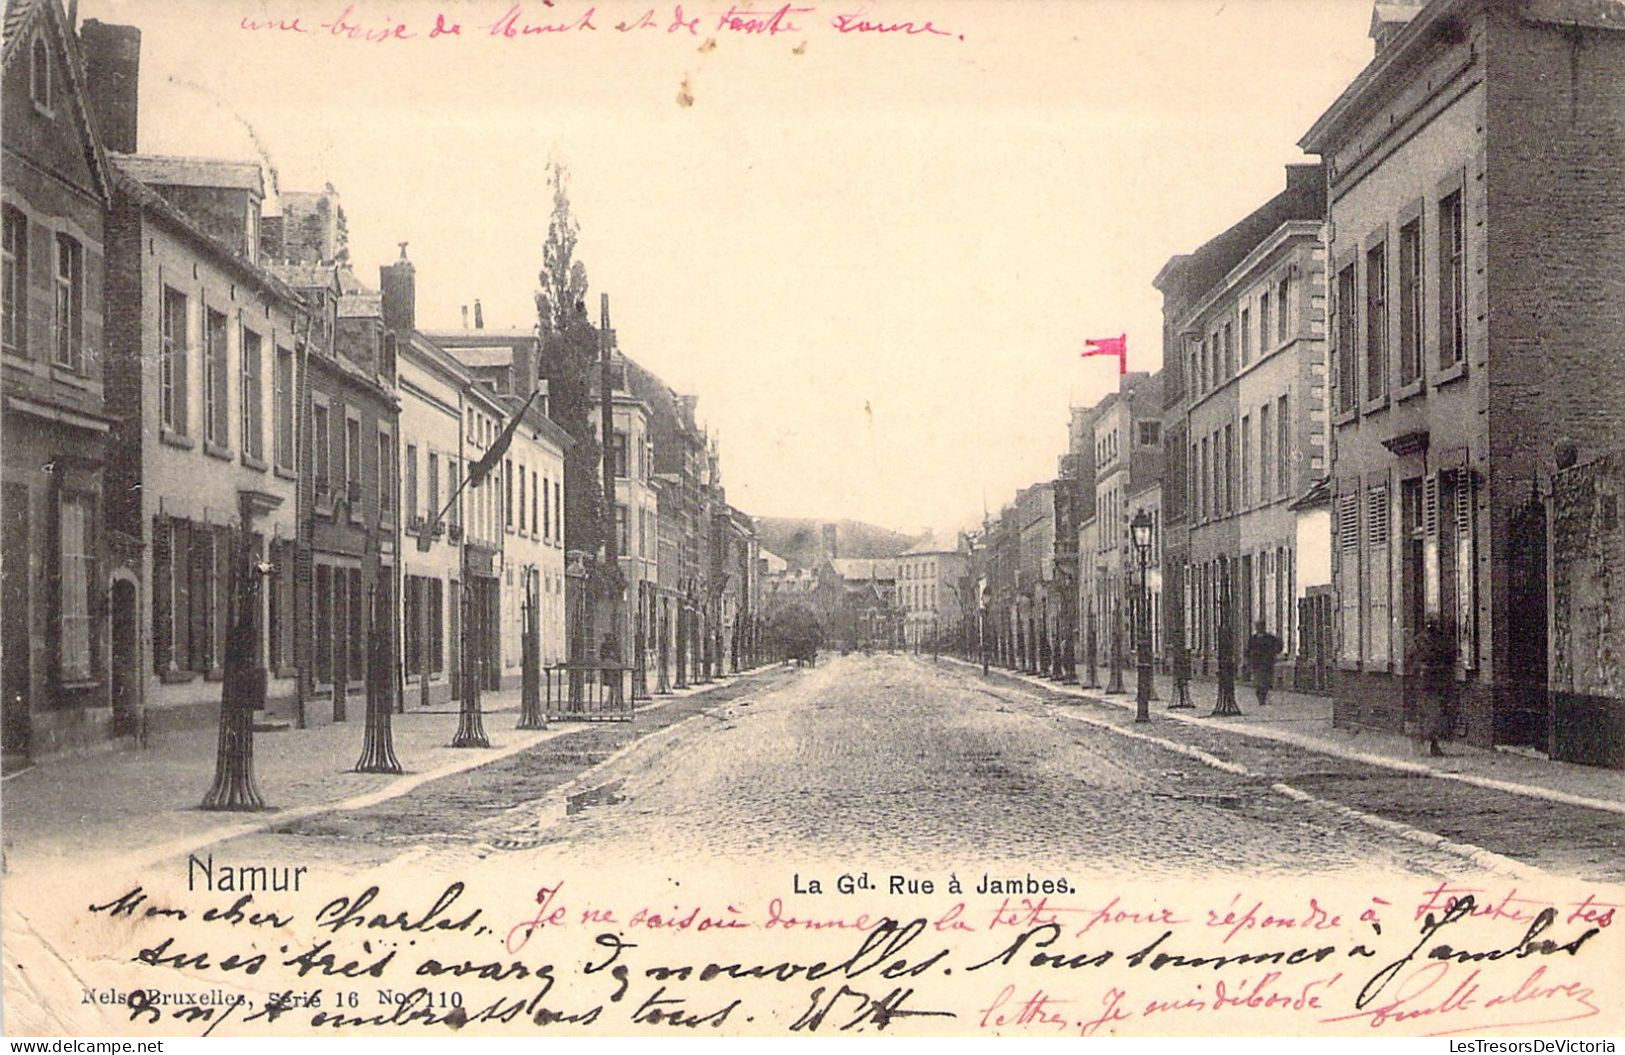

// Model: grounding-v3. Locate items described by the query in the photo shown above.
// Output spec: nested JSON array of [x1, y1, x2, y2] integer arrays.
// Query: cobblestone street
[[235, 653, 1545, 880]]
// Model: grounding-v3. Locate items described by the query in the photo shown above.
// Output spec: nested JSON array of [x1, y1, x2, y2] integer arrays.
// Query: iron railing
[[544, 662, 635, 721]]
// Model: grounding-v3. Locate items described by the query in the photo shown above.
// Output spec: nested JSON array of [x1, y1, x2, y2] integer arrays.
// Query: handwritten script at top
[[239, 4, 966, 44]]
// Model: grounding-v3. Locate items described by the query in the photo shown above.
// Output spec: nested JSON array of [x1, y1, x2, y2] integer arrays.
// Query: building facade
[[1301, 0, 1625, 751], [103, 154, 305, 740], [1157, 164, 1325, 680], [2, 2, 114, 759]]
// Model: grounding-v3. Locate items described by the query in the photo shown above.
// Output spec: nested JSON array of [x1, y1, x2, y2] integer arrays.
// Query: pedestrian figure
[[1412, 619, 1454, 757], [600, 633, 624, 709], [1170, 642, 1193, 709], [1245, 620, 1283, 708]]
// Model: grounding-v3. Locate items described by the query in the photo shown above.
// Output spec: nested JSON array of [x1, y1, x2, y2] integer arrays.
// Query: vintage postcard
[[2, 0, 1623, 1040]]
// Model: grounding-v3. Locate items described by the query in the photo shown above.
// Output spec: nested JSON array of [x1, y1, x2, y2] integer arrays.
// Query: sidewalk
[[0, 666, 781, 874], [957, 659, 1625, 814]]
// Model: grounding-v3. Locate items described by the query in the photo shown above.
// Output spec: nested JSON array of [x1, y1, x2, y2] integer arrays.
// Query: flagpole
[[418, 384, 543, 554]]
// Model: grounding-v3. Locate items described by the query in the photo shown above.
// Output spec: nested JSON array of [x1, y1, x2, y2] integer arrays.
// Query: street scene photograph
[[1, 0, 1622, 1039]]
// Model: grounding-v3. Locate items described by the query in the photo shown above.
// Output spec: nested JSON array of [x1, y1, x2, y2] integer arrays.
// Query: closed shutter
[[1337, 491, 1360, 663], [172, 519, 192, 672], [1423, 473, 1441, 617], [1454, 471, 1476, 669], [152, 516, 172, 673], [214, 525, 232, 673], [1366, 485, 1390, 666]]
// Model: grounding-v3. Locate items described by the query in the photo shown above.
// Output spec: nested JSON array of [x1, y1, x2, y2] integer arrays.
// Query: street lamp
[[1131, 509, 1154, 723]]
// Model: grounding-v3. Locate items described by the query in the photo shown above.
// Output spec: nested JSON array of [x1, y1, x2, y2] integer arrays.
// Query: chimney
[[79, 20, 141, 154], [461, 305, 469, 329], [1369, 2, 1424, 56], [473, 299, 484, 329], [379, 242, 415, 337]]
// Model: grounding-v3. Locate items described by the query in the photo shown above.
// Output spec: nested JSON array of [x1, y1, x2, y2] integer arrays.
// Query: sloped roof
[[112, 163, 300, 306], [115, 153, 265, 195], [1288, 476, 1332, 511], [268, 262, 341, 292], [830, 558, 898, 582], [4, 0, 112, 204], [338, 292, 381, 319]]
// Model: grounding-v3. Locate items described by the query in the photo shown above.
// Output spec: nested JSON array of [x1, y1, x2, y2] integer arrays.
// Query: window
[[161, 288, 188, 433], [1398, 218, 1423, 386], [58, 493, 93, 681], [204, 308, 229, 446], [518, 466, 527, 533], [1137, 421, 1160, 446], [1277, 394, 1290, 497], [1222, 322, 1233, 377], [617, 503, 630, 556], [30, 36, 49, 109], [345, 416, 360, 498], [448, 458, 460, 527], [1188, 442, 1198, 520], [1240, 307, 1251, 368], [404, 444, 417, 521], [1199, 436, 1210, 520], [1365, 242, 1388, 402], [1224, 423, 1235, 515], [1258, 290, 1271, 354], [241, 327, 263, 460], [428, 452, 440, 525], [1335, 263, 1357, 412], [274, 347, 294, 466], [554, 481, 561, 542], [54, 234, 83, 370], [505, 458, 514, 528], [2, 206, 24, 355], [1259, 402, 1273, 501], [610, 434, 627, 478], [1439, 190, 1465, 369], [377, 429, 393, 519], [312, 402, 331, 494], [429, 578, 444, 673], [543, 474, 551, 540], [532, 469, 539, 537], [1240, 415, 1252, 507], [1277, 273, 1291, 343]]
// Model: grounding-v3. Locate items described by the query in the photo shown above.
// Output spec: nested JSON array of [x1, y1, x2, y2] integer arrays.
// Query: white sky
[[79, 0, 1377, 538]]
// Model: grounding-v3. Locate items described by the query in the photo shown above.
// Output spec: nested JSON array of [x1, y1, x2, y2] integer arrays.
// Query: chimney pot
[[474, 299, 484, 329]]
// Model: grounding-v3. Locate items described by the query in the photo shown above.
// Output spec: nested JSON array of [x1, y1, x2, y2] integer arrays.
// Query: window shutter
[[1337, 491, 1361, 663], [152, 516, 173, 673], [172, 519, 192, 671], [1454, 472, 1476, 669], [1366, 485, 1390, 666], [189, 525, 210, 672], [215, 526, 233, 672], [1423, 473, 1441, 617]]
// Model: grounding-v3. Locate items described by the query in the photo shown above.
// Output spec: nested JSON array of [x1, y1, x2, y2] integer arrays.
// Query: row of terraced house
[[964, 0, 1624, 769], [1, 0, 762, 766]]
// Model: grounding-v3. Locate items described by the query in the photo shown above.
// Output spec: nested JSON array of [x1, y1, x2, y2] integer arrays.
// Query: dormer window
[[31, 36, 50, 112]]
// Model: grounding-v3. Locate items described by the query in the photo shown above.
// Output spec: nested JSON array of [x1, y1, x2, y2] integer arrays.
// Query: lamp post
[[1131, 510, 1154, 723]]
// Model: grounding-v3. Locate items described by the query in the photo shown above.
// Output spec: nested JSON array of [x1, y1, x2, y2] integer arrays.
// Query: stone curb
[[956, 659, 1547, 880], [945, 657, 1624, 816], [82, 666, 787, 876]]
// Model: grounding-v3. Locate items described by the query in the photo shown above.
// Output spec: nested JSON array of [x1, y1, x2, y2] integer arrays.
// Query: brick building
[[1300, 0, 1625, 749], [2, 0, 114, 760]]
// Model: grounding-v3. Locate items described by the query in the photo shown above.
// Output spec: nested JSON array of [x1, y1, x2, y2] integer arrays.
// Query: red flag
[[1082, 334, 1127, 374]]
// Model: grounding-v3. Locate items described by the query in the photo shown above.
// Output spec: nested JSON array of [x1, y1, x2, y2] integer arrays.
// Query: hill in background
[[754, 517, 922, 570]]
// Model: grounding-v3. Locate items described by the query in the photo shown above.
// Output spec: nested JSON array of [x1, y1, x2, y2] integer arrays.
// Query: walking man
[[1245, 619, 1283, 708]]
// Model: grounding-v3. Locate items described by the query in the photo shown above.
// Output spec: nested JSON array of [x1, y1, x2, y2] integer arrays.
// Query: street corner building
[[2, 0, 116, 759], [1300, 0, 1625, 764]]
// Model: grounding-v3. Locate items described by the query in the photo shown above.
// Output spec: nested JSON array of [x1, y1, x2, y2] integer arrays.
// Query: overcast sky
[[80, 0, 1377, 538]]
